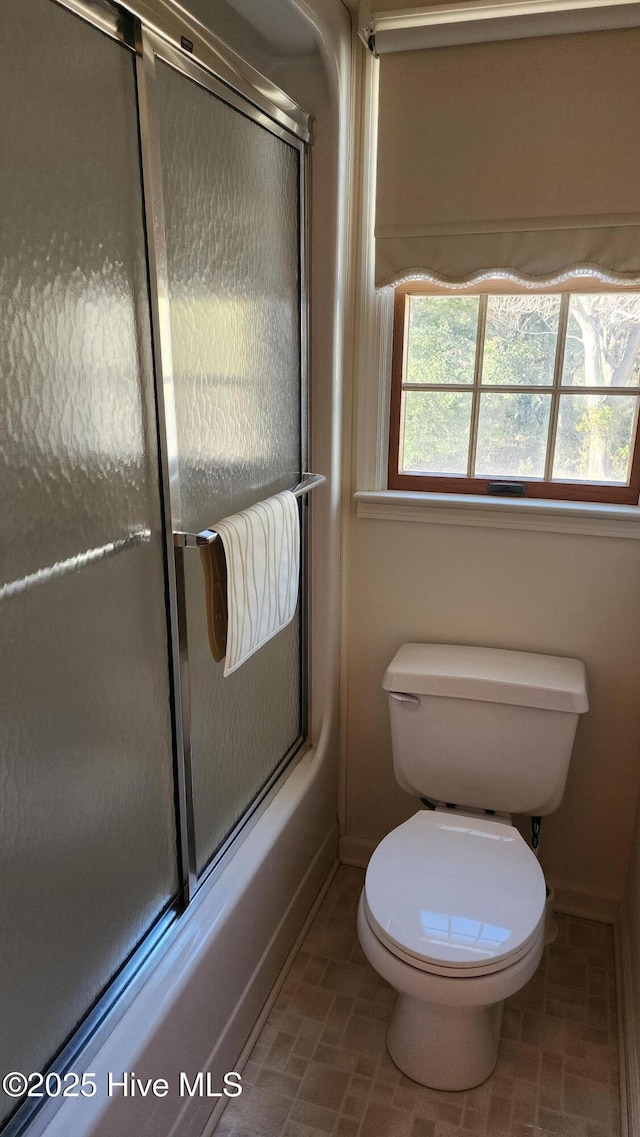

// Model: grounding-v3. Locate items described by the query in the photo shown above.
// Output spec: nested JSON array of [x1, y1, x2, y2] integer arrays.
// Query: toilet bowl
[[358, 808, 546, 1089], [363, 642, 588, 1090]]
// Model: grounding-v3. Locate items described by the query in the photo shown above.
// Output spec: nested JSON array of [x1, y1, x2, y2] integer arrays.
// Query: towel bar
[[173, 472, 326, 547]]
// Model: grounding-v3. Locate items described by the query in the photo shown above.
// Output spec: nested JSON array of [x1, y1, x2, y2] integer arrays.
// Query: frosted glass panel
[[157, 63, 303, 873], [0, 1, 177, 1116], [186, 561, 301, 866], [158, 63, 301, 528]]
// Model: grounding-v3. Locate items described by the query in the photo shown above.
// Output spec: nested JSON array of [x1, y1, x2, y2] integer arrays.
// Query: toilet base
[[387, 994, 504, 1090], [357, 892, 545, 1093]]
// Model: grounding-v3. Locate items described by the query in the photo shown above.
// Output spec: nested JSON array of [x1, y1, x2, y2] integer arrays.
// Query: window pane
[[552, 394, 637, 483], [475, 393, 551, 477], [482, 295, 560, 386], [406, 295, 478, 385], [401, 390, 472, 474], [562, 294, 640, 387]]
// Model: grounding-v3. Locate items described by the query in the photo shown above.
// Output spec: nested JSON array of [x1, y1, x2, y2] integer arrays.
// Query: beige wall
[[343, 512, 640, 908]]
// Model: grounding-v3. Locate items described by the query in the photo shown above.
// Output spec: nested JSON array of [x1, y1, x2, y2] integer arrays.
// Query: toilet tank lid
[[382, 644, 589, 713]]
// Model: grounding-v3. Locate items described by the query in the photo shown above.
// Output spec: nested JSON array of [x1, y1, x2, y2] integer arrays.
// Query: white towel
[[214, 490, 300, 677]]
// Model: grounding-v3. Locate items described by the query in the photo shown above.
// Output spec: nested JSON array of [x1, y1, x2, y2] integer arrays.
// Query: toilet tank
[[383, 644, 589, 816]]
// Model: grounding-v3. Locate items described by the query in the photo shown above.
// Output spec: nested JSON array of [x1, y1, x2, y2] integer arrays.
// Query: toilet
[[357, 643, 589, 1091]]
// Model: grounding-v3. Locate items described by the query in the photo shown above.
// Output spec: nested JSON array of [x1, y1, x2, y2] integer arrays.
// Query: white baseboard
[[616, 901, 638, 1137], [339, 835, 619, 923]]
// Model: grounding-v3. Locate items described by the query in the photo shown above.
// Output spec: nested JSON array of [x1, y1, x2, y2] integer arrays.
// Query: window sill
[[354, 490, 640, 539]]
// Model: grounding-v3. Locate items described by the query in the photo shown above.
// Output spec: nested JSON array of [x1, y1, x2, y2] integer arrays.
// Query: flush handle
[[389, 692, 421, 707]]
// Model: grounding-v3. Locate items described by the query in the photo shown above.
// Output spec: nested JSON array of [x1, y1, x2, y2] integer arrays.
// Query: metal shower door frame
[[4, 5, 311, 1133], [56, 0, 312, 906], [135, 22, 311, 903]]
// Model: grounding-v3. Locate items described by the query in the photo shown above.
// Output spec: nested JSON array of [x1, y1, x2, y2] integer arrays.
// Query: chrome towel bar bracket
[[173, 472, 326, 547]]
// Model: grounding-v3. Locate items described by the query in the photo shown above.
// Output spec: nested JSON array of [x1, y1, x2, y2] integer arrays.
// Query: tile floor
[[215, 866, 621, 1137]]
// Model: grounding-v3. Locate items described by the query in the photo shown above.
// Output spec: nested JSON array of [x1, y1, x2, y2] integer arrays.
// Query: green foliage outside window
[[402, 292, 640, 483]]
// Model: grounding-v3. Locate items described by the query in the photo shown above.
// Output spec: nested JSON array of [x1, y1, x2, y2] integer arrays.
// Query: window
[[388, 283, 640, 505]]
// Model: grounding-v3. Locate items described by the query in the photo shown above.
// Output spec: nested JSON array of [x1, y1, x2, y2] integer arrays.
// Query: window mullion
[[543, 292, 570, 482], [402, 383, 554, 393], [467, 295, 487, 478]]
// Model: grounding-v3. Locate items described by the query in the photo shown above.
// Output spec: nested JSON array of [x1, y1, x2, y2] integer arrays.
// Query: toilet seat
[[364, 810, 546, 979]]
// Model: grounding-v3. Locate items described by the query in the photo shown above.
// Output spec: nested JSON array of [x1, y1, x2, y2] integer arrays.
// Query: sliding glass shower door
[[149, 47, 307, 876], [1, 1, 310, 1125], [0, 1, 178, 1122]]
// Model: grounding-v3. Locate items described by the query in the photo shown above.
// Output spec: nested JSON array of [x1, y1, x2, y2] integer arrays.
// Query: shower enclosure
[[150, 39, 308, 879], [0, 1, 316, 1131]]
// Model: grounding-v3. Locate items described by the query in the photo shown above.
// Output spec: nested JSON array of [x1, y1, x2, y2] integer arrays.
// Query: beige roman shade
[[375, 27, 640, 288]]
